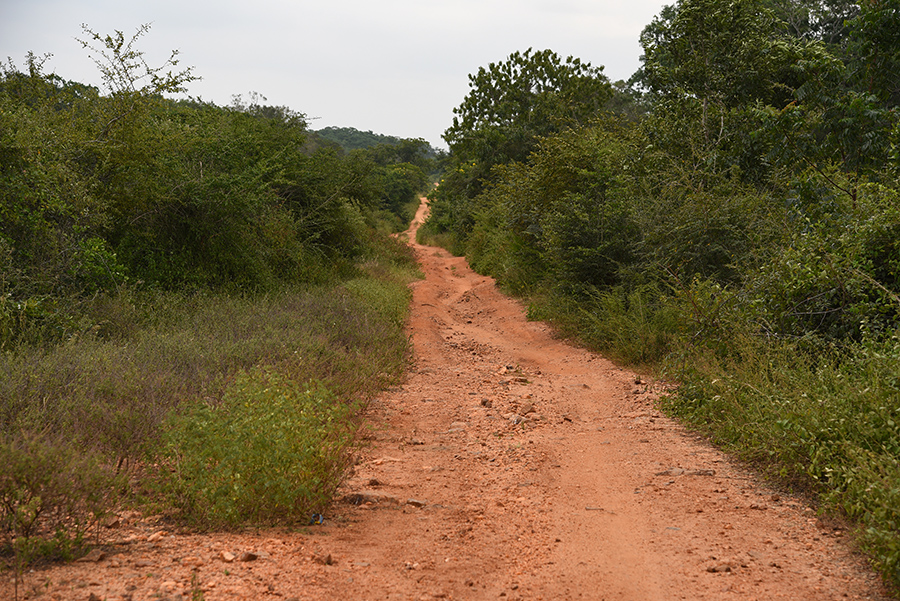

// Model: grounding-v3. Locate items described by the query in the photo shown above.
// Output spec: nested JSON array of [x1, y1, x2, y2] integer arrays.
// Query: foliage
[[0, 432, 120, 597], [163, 371, 359, 527], [444, 47, 612, 168], [847, 0, 900, 107], [660, 333, 900, 587], [638, 0, 800, 108], [0, 27, 432, 347], [315, 126, 401, 151], [464, 122, 641, 294], [0, 23, 424, 570], [775, 0, 860, 47], [0, 434, 117, 544], [425, 48, 613, 254]]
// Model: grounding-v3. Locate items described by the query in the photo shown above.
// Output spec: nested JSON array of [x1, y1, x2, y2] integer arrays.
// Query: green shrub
[[0, 433, 120, 558], [578, 285, 684, 365], [163, 370, 359, 527]]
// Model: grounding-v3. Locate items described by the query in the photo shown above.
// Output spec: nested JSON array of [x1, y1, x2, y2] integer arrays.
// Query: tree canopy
[[443, 48, 612, 167]]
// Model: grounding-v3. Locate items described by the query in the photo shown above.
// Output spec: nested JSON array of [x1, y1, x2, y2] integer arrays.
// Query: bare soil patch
[[7, 197, 891, 601]]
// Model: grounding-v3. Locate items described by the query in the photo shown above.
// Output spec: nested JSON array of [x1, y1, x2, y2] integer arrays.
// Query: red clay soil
[[6, 197, 892, 601]]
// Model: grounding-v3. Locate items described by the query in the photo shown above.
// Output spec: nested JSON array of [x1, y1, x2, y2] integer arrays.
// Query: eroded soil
[[6, 198, 891, 601]]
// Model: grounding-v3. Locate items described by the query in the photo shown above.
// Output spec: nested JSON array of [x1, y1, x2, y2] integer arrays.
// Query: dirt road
[[13, 197, 890, 601]]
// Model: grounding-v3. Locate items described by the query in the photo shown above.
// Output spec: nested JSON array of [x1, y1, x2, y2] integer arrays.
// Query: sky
[[1, 0, 671, 149]]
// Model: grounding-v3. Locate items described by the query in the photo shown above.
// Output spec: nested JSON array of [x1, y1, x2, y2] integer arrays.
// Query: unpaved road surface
[[10, 198, 891, 601]]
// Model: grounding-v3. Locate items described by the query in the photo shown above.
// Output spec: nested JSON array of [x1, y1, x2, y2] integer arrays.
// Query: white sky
[[1, 0, 670, 149]]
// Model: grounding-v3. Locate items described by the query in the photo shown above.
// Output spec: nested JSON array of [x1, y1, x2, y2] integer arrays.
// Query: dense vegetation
[[421, 0, 900, 588], [0, 25, 430, 578]]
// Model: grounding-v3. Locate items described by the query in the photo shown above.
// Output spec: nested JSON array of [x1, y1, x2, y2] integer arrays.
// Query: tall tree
[[638, 0, 799, 109], [774, 0, 860, 47], [443, 48, 612, 169]]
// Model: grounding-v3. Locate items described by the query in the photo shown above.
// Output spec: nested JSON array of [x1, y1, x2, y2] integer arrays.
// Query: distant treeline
[[315, 126, 446, 176]]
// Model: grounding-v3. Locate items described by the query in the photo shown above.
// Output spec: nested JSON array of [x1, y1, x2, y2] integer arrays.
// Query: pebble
[[220, 551, 236, 563], [147, 531, 166, 542], [77, 549, 106, 563], [103, 515, 121, 529], [407, 498, 428, 508]]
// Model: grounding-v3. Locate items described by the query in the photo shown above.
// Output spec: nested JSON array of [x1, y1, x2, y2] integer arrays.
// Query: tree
[[638, 0, 799, 109], [774, 0, 860, 47], [634, 0, 844, 181], [443, 48, 612, 168], [847, 0, 900, 107]]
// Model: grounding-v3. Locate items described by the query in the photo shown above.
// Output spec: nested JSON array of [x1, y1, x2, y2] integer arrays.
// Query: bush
[[0, 433, 120, 559], [162, 370, 359, 527]]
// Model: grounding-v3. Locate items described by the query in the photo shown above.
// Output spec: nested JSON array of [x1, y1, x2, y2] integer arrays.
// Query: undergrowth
[[661, 334, 900, 587], [163, 370, 359, 528], [0, 238, 418, 572]]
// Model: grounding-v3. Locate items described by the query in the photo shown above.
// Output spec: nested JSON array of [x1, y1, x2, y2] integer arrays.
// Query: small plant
[[0, 434, 119, 600], [190, 570, 205, 601]]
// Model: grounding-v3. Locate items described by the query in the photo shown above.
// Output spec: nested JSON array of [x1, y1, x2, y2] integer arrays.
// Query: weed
[[191, 570, 205, 600], [0, 246, 414, 556]]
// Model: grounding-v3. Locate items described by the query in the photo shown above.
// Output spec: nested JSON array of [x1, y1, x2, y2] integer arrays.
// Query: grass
[[0, 238, 419, 572]]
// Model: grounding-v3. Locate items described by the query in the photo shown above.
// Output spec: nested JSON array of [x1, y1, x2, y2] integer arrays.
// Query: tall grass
[[526, 285, 683, 367]]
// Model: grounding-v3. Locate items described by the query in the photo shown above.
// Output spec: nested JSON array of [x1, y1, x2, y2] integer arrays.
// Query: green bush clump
[[163, 370, 359, 527], [0, 434, 120, 561]]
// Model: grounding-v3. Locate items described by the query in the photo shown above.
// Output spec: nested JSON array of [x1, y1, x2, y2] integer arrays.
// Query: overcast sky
[[2, 0, 670, 149]]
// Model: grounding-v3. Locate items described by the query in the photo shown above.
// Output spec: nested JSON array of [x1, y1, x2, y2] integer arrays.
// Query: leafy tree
[[847, 0, 900, 106], [425, 49, 612, 249], [444, 48, 612, 169], [638, 0, 812, 110], [774, 0, 860, 47], [634, 0, 853, 183]]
